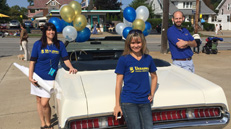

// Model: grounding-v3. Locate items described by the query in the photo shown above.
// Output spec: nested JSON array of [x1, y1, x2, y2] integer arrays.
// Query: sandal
[[45, 125, 53, 129], [40, 125, 48, 129]]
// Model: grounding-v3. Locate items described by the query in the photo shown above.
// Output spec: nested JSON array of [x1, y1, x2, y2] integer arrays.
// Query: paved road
[[0, 34, 230, 129], [1, 36, 231, 57]]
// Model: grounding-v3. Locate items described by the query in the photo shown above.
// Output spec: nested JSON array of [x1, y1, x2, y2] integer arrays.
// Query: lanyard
[[46, 44, 53, 67]]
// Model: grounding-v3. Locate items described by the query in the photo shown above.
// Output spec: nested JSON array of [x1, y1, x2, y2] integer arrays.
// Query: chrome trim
[[153, 111, 230, 129], [151, 103, 229, 112], [63, 105, 229, 129]]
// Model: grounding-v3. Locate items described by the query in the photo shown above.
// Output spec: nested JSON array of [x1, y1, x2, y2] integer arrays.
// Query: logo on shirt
[[130, 67, 134, 73], [185, 33, 188, 36], [130, 66, 149, 73], [41, 49, 59, 54]]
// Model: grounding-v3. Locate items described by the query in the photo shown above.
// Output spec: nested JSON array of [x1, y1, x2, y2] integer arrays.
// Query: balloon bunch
[[49, 1, 91, 42], [116, 6, 152, 38]]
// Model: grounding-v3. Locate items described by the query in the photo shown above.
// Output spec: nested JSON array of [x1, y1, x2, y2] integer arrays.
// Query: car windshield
[[11, 21, 18, 23], [61, 36, 170, 71], [39, 20, 46, 22]]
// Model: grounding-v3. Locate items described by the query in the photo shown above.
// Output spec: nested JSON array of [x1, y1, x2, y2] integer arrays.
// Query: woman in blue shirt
[[114, 29, 158, 129], [29, 23, 77, 129]]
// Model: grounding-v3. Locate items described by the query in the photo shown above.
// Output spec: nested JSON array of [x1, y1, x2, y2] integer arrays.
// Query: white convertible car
[[54, 36, 230, 129]]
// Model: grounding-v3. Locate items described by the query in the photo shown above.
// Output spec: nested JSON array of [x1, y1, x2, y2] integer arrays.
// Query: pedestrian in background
[[20, 23, 29, 61], [215, 24, 219, 35], [219, 24, 223, 35], [29, 23, 77, 129], [167, 11, 197, 73], [114, 29, 158, 129], [193, 34, 202, 54]]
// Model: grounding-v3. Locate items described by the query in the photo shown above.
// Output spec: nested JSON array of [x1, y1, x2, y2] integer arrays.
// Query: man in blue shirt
[[167, 11, 197, 73]]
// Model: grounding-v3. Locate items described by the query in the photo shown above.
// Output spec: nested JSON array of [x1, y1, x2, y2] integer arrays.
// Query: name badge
[[48, 67, 56, 76]]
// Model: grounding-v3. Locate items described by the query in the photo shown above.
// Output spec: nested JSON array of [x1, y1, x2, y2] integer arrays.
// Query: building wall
[[150, 0, 163, 15], [219, 0, 231, 14]]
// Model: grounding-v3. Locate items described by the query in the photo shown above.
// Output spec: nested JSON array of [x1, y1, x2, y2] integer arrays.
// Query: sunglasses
[[129, 29, 143, 35]]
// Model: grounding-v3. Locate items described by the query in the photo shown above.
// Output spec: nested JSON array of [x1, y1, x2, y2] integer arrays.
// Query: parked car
[[9, 20, 20, 28], [38, 20, 46, 27], [156, 23, 172, 33], [0, 23, 7, 29], [54, 36, 230, 129], [24, 21, 33, 28]]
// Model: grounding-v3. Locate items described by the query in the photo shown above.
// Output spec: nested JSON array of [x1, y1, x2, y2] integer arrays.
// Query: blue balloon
[[201, 18, 205, 23], [75, 27, 91, 42], [143, 22, 152, 36], [48, 17, 63, 33], [122, 27, 133, 39], [60, 19, 73, 28], [123, 7, 136, 22]]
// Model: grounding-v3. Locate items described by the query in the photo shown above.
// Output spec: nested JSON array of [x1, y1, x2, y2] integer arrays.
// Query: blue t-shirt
[[115, 54, 157, 104], [167, 25, 195, 60], [30, 40, 69, 80]]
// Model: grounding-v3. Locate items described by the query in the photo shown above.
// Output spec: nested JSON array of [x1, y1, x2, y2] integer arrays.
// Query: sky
[[6, 0, 132, 9]]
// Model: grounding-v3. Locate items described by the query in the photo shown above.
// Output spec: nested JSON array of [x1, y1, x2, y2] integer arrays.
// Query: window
[[227, 4, 231, 10], [227, 15, 230, 22], [183, 2, 192, 9], [212, 15, 217, 22], [50, 1, 56, 6], [221, 9, 224, 15]]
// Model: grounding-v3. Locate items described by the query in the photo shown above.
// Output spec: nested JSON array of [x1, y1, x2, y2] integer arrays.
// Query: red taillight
[[194, 107, 221, 119], [70, 116, 125, 129], [152, 109, 187, 122], [93, 119, 99, 128]]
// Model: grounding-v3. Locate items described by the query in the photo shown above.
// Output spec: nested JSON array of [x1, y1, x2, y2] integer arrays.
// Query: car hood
[[78, 65, 228, 114], [55, 65, 228, 127]]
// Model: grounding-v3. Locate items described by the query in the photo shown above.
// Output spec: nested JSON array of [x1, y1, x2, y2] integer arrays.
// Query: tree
[[0, 0, 10, 22], [129, 0, 155, 18], [88, 0, 94, 10], [27, 0, 34, 6], [0, 0, 10, 15], [203, 0, 222, 12], [9, 5, 28, 23], [94, 0, 121, 10]]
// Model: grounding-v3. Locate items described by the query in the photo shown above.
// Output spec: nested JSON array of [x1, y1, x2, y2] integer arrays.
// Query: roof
[[28, 0, 73, 8], [46, 0, 61, 5], [215, 0, 225, 10], [156, 0, 215, 15]]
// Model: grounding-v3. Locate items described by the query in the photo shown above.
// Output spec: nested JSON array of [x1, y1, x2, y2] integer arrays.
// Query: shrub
[[147, 18, 162, 29], [203, 22, 215, 31]]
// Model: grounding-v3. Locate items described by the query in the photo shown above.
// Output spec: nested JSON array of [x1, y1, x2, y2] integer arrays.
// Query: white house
[[215, 0, 231, 30], [147, 0, 216, 25]]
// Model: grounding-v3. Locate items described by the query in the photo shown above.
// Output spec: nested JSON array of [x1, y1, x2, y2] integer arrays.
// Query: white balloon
[[62, 26, 77, 41], [136, 6, 149, 22], [59, 4, 68, 12], [123, 18, 132, 27], [115, 23, 126, 36]]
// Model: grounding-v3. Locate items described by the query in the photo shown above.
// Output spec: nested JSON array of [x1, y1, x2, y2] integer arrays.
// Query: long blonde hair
[[122, 30, 149, 55]]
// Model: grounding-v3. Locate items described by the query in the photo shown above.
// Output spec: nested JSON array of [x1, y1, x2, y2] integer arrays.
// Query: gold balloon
[[60, 5, 75, 23], [73, 14, 87, 31], [132, 19, 145, 31], [69, 1, 82, 16]]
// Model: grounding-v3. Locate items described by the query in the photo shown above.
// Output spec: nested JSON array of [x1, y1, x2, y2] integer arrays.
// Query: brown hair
[[122, 30, 149, 55]]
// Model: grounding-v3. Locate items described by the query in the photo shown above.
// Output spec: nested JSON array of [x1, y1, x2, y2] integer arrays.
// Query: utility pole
[[194, 0, 200, 34], [160, 0, 169, 53]]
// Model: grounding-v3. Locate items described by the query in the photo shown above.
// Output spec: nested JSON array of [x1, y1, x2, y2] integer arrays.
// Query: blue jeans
[[173, 60, 195, 73], [121, 103, 153, 129]]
